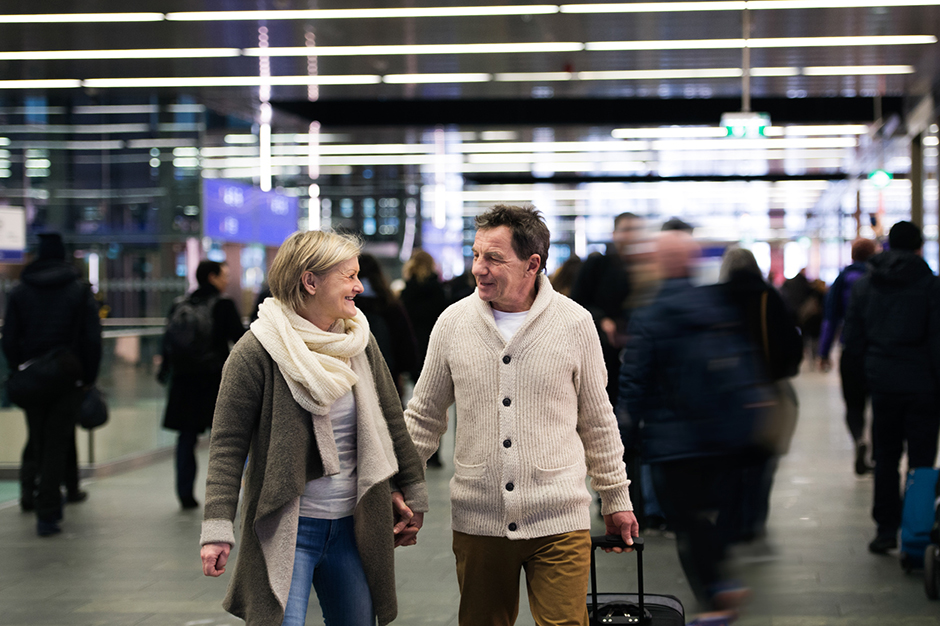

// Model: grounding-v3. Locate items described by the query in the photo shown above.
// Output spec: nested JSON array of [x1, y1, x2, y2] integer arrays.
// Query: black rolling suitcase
[[589, 535, 685, 626]]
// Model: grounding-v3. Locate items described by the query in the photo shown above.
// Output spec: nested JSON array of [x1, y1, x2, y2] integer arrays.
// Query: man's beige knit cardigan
[[405, 274, 632, 540]]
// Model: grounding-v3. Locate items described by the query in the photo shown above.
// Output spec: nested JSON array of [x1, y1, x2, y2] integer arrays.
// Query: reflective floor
[[0, 367, 938, 626]]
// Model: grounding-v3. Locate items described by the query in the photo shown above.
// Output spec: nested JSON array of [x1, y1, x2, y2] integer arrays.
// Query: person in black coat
[[159, 260, 244, 509], [2, 232, 102, 536], [843, 221, 940, 554], [718, 246, 803, 544]]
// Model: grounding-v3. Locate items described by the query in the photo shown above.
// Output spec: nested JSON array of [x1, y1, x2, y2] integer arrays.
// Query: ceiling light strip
[[243, 42, 585, 56], [0, 49, 241, 61], [165, 6, 559, 21], [0, 13, 164, 23]]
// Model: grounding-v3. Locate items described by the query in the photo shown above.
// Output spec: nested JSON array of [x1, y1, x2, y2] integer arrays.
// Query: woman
[[718, 246, 803, 544], [199, 230, 428, 626]]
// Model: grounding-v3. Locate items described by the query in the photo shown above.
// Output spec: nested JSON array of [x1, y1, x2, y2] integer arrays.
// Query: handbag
[[7, 346, 82, 408], [759, 291, 800, 455], [79, 386, 109, 430]]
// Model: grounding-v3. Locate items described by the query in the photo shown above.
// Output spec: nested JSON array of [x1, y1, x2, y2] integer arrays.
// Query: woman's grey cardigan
[[200, 331, 428, 626]]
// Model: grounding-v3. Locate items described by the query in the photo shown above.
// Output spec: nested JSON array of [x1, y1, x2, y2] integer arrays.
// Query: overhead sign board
[[202, 179, 299, 247], [0, 206, 26, 262]]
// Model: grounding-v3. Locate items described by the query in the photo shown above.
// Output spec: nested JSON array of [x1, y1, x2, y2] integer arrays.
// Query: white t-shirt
[[299, 390, 358, 519], [492, 309, 529, 342]]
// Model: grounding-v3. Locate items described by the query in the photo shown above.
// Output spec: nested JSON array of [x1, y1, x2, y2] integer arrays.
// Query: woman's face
[[303, 258, 363, 330]]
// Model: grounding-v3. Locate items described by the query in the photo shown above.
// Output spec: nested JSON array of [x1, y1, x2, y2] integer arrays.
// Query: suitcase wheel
[[925, 544, 940, 600]]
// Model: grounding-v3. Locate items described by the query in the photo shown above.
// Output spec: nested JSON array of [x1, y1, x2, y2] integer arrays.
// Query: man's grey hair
[[719, 246, 762, 283]]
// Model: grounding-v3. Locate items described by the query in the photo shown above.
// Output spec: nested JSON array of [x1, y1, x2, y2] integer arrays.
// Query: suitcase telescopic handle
[[590, 535, 646, 626]]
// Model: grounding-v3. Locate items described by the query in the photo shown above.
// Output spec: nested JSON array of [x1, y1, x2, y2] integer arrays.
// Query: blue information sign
[[203, 179, 298, 247]]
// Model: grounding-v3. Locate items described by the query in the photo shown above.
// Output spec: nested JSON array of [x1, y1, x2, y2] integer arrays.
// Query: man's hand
[[602, 511, 640, 553], [392, 491, 423, 547], [201, 542, 231, 577]]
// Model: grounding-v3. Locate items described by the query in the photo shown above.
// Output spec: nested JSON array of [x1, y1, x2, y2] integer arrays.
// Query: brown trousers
[[453, 529, 591, 626]]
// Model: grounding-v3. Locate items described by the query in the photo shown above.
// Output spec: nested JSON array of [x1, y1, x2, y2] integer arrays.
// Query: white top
[[492, 309, 529, 342], [300, 390, 358, 519]]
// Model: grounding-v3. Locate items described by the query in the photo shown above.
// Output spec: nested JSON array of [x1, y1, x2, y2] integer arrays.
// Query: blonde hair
[[268, 230, 362, 313], [402, 249, 437, 282]]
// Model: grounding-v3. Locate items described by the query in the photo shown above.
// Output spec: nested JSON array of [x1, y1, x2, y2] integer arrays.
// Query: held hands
[[819, 357, 832, 373], [392, 491, 423, 548], [602, 511, 640, 553], [201, 542, 231, 577]]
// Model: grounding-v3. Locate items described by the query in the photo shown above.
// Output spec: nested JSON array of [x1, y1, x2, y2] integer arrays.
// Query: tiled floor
[[1, 369, 939, 625]]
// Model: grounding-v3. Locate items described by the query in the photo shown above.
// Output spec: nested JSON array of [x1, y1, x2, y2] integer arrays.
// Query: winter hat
[[37, 232, 66, 261], [888, 221, 924, 252]]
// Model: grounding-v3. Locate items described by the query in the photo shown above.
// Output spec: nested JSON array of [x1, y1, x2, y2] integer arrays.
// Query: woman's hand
[[201, 542, 231, 577], [391, 491, 423, 547]]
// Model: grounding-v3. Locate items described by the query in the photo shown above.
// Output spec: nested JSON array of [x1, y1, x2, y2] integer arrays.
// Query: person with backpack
[[159, 260, 244, 510], [618, 231, 763, 617], [2, 232, 102, 537]]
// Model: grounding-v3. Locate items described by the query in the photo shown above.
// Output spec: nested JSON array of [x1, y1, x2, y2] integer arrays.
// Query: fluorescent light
[[802, 65, 915, 75], [651, 137, 858, 150], [613, 127, 728, 139], [81, 75, 381, 88], [166, 6, 559, 20], [0, 49, 241, 61], [0, 12, 164, 23], [382, 73, 492, 84], [749, 35, 936, 48], [562, 2, 745, 12], [750, 67, 801, 77], [747, 0, 940, 9], [245, 42, 584, 57], [0, 79, 83, 89], [458, 141, 649, 153], [577, 68, 742, 80], [924, 137, 940, 147], [224, 134, 258, 144], [495, 72, 574, 82], [72, 105, 159, 114], [771, 124, 870, 135], [587, 39, 746, 51]]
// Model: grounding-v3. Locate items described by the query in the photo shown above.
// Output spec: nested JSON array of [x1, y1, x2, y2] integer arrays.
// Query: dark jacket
[[2, 259, 102, 386], [618, 278, 762, 463], [355, 296, 417, 391], [399, 276, 447, 377], [718, 271, 803, 382], [818, 261, 868, 359], [843, 250, 940, 396], [570, 247, 632, 329], [161, 285, 245, 433]]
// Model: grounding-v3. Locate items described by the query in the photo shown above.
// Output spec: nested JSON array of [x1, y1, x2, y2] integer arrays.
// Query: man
[[2, 232, 102, 537], [571, 212, 641, 405], [159, 260, 244, 509], [818, 238, 877, 475], [404, 204, 638, 626], [618, 231, 757, 614], [843, 221, 940, 554]]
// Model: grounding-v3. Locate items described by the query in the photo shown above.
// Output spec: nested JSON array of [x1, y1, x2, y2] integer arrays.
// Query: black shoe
[[66, 490, 88, 504], [180, 497, 200, 510], [37, 519, 62, 537], [868, 534, 897, 554], [20, 499, 35, 512], [855, 443, 874, 476]]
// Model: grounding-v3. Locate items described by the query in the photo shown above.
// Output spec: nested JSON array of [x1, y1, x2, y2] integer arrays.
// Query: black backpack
[[164, 294, 220, 373]]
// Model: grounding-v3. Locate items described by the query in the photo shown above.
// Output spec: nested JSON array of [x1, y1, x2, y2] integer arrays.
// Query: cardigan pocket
[[534, 461, 582, 485], [454, 459, 486, 479]]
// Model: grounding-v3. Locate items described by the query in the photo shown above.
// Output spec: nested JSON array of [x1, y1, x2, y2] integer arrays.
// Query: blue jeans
[[282, 516, 376, 626]]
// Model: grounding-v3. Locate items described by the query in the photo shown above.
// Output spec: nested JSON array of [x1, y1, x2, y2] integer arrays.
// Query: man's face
[[471, 226, 539, 313], [611, 217, 641, 257]]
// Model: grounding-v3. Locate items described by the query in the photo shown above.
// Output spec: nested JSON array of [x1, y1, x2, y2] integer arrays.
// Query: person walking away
[[405, 204, 638, 626], [818, 238, 877, 475], [354, 253, 418, 399], [717, 246, 803, 545], [2, 232, 102, 536], [399, 249, 448, 467], [843, 221, 940, 554], [159, 260, 244, 509], [619, 232, 764, 616], [199, 230, 427, 626]]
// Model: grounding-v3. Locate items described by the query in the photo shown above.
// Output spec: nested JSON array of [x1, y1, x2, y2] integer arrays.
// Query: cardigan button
[[508, 523, 517, 531], [503, 355, 511, 364], [502, 397, 511, 407], [506, 482, 514, 491], [503, 439, 512, 448]]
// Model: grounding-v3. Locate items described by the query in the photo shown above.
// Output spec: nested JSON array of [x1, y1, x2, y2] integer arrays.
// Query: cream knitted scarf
[[251, 297, 372, 475]]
